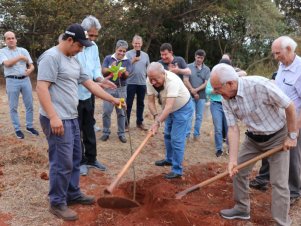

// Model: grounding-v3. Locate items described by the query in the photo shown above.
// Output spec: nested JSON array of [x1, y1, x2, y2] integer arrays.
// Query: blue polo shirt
[[102, 54, 132, 87]]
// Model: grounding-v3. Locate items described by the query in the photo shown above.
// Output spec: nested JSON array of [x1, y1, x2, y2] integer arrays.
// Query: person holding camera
[[125, 35, 150, 130]]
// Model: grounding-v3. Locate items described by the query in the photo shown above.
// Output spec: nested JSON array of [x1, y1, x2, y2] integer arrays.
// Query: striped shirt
[[222, 76, 292, 135]]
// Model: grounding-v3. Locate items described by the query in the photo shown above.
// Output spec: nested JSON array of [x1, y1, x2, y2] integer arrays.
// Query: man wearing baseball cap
[[36, 24, 124, 221]]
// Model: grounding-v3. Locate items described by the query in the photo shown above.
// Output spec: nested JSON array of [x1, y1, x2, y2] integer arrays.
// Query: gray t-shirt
[[37, 46, 89, 120], [0, 47, 33, 76], [186, 62, 210, 99], [125, 49, 150, 85]]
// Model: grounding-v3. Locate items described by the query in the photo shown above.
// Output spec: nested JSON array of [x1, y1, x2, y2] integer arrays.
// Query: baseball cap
[[64, 24, 93, 47]]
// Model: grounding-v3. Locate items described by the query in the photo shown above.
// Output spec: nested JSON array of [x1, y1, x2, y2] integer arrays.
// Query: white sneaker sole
[[221, 214, 250, 220]]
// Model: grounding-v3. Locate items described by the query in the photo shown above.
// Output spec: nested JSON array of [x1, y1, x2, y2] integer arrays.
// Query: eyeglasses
[[88, 34, 98, 38]]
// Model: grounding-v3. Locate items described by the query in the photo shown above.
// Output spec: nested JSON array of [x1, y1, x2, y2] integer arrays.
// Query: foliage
[[0, 0, 299, 73]]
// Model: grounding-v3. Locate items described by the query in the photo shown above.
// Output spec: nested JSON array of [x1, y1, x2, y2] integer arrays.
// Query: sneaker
[[94, 125, 101, 132], [100, 134, 109, 141], [80, 165, 88, 176], [87, 160, 107, 171], [26, 127, 39, 136], [67, 193, 95, 205], [220, 208, 250, 220], [119, 136, 127, 143], [15, 130, 24, 139], [249, 179, 268, 191], [49, 204, 78, 221], [215, 150, 223, 157], [290, 196, 300, 206]]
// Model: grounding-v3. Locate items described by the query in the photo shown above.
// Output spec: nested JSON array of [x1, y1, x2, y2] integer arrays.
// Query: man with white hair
[[76, 15, 116, 176], [147, 62, 193, 179], [250, 36, 301, 205], [210, 63, 297, 226]]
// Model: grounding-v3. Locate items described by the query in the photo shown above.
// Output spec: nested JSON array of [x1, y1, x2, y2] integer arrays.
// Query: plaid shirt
[[222, 76, 292, 135]]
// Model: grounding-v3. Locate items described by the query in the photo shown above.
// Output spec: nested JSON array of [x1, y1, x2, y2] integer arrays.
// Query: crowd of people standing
[[0, 15, 300, 226]]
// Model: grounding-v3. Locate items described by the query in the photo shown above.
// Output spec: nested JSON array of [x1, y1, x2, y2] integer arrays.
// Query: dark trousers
[[90, 94, 96, 125], [40, 115, 82, 206], [77, 98, 97, 164], [126, 84, 146, 125], [255, 129, 301, 198]]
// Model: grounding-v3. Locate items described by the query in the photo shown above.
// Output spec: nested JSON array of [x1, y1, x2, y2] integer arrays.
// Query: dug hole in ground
[[0, 77, 300, 226]]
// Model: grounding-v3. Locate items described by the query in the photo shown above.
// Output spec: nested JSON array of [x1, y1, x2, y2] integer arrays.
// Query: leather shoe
[[67, 194, 95, 205], [155, 159, 172, 166], [249, 179, 268, 191], [137, 123, 148, 131], [100, 134, 109, 141], [49, 205, 78, 221], [164, 172, 181, 179], [119, 136, 127, 143]]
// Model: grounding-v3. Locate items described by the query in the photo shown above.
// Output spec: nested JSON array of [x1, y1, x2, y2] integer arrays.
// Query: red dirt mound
[[63, 162, 275, 226]]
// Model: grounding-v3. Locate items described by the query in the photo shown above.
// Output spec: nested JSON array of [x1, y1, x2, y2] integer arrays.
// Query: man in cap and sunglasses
[[36, 24, 123, 221]]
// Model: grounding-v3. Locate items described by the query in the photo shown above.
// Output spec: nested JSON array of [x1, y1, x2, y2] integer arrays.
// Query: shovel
[[97, 131, 153, 209], [175, 145, 283, 199]]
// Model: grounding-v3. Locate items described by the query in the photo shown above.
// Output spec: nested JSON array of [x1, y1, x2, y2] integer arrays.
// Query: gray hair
[[278, 36, 297, 52], [81, 15, 101, 31], [132, 35, 142, 42], [211, 63, 238, 84], [147, 62, 165, 74], [116, 40, 128, 49]]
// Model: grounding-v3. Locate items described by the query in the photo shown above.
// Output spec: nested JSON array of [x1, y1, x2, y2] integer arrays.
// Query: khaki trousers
[[233, 126, 291, 226]]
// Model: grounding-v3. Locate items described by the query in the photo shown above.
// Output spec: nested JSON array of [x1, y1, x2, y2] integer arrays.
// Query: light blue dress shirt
[[76, 41, 103, 100]]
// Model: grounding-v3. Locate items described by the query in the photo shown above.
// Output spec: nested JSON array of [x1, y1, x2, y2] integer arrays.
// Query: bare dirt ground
[[0, 77, 300, 226]]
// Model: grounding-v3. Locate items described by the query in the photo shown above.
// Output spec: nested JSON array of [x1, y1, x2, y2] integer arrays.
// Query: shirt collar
[[279, 54, 299, 73], [236, 77, 244, 97]]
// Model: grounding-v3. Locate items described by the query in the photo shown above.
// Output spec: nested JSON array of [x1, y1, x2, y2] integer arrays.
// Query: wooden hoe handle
[[175, 145, 283, 199], [104, 132, 153, 194]]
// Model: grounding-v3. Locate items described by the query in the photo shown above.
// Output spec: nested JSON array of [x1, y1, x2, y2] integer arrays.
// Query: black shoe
[[15, 130, 24, 139], [26, 127, 39, 136], [215, 150, 223, 157], [249, 179, 268, 191], [164, 172, 181, 179], [100, 134, 109, 141], [119, 136, 127, 143], [155, 159, 172, 167], [67, 194, 96, 205]]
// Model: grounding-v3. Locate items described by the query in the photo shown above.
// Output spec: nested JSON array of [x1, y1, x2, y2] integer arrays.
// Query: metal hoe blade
[[97, 196, 140, 209]]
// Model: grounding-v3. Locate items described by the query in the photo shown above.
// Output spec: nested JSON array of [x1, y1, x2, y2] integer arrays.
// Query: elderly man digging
[[147, 62, 193, 179], [210, 63, 297, 226]]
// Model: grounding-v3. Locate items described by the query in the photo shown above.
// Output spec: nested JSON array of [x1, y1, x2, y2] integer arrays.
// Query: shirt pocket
[[248, 107, 263, 125]]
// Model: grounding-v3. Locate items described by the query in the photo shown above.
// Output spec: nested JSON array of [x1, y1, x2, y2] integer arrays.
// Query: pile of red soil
[[64, 162, 274, 226]]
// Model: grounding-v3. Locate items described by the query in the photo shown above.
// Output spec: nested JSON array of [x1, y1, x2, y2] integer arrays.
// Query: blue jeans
[[187, 98, 206, 138], [40, 115, 82, 206], [6, 77, 34, 131], [210, 101, 228, 152], [102, 86, 127, 137], [126, 84, 146, 125], [164, 99, 193, 175]]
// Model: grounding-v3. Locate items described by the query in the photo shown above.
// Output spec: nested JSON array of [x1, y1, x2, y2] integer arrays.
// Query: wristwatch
[[288, 132, 298, 140]]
